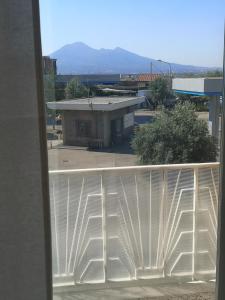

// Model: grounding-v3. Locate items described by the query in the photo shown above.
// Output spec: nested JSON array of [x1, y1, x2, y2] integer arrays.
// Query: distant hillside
[[50, 42, 219, 75]]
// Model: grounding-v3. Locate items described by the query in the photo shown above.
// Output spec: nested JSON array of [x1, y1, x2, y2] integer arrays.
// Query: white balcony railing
[[49, 163, 219, 288]]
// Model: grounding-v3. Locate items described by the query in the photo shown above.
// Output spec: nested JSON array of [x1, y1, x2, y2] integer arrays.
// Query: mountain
[[50, 42, 219, 75]]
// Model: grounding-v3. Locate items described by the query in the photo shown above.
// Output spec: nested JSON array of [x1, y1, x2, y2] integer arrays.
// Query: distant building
[[120, 73, 161, 89], [172, 77, 223, 138], [55, 74, 121, 100], [55, 73, 162, 100], [56, 74, 120, 85], [43, 56, 57, 75], [47, 96, 145, 147], [120, 74, 137, 81], [136, 73, 161, 88]]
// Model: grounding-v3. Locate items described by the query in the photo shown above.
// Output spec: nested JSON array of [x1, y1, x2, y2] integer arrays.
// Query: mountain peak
[[114, 46, 127, 52], [50, 42, 215, 75], [69, 42, 91, 48]]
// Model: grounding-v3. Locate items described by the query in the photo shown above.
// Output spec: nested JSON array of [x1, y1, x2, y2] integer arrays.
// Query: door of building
[[111, 118, 123, 145]]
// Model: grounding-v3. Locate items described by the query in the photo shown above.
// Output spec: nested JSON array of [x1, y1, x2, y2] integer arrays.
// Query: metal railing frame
[[50, 162, 219, 290], [49, 162, 220, 175]]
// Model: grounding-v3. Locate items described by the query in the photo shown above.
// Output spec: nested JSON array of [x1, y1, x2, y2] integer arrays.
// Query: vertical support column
[[162, 169, 168, 277], [192, 167, 199, 281], [101, 172, 107, 282], [0, 1, 52, 299], [149, 170, 152, 269], [209, 96, 220, 139], [216, 25, 225, 300], [103, 112, 111, 147], [156, 168, 167, 276]]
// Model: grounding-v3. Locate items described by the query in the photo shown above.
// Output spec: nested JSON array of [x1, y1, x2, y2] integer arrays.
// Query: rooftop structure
[[120, 73, 161, 82], [100, 88, 136, 95], [136, 73, 161, 82], [47, 96, 144, 111]]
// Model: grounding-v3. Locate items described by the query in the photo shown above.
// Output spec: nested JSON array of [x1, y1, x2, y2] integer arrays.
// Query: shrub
[[132, 102, 217, 164]]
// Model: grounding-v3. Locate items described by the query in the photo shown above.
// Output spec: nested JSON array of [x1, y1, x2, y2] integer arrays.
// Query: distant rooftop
[[101, 88, 136, 94], [136, 73, 161, 82], [120, 73, 161, 82], [47, 96, 145, 111], [172, 77, 223, 96], [56, 74, 121, 84]]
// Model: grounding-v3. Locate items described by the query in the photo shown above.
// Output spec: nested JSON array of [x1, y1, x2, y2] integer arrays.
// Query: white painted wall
[[172, 78, 222, 94]]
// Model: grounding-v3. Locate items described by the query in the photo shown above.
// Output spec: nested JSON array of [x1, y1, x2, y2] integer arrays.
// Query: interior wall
[[0, 1, 52, 299]]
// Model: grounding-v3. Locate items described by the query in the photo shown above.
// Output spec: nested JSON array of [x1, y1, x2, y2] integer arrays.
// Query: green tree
[[43, 71, 57, 128], [65, 78, 89, 99], [132, 102, 217, 164], [149, 77, 169, 108], [176, 94, 209, 112], [205, 70, 222, 77], [44, 71, 56, 103]]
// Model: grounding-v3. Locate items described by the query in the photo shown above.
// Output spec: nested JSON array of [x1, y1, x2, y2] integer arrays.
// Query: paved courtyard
[[48, 144, 137, 170], [53, 281, 215, 300]]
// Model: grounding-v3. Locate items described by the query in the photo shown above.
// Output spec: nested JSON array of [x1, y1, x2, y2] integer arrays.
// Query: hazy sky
[[40, 0, 224, 67]]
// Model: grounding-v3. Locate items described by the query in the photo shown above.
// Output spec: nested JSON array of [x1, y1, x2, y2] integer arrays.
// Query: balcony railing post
[[101, 172, 107, 282], [163, 169, 168, 277], [192, 167, 199, 280]]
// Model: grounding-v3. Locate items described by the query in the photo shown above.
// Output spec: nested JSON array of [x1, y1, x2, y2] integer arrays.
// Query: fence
[[49, 163, 219, 288]]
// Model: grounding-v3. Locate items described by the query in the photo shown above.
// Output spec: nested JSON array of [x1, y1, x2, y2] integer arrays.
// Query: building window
[[76, 120, 91, 137]]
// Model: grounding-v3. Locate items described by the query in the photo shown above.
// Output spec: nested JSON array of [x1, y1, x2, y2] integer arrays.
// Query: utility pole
[[157, 59, 172, 90]]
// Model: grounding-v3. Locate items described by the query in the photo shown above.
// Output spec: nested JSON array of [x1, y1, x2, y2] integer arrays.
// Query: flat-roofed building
[[47, 96, 145, 147], [172, 77, 222, 96], [173, 77, 223, 138]]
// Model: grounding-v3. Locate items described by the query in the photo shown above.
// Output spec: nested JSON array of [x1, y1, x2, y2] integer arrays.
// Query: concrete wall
[[204, 78, 223, 94], [0, 1, 52, 300], [110, 107, 134, 140], [103, 112, 111, 147], [173, 78, 205, 93], [63, 110, 104, 146]]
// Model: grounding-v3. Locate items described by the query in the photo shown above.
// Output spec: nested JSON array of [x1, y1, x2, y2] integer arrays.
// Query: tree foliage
[[149, 77, 170, 108], [205, 70, 222, 77], [44, 72, 56, 103], [44, 72, 56, 117], [65, 78, 89, 99], [176, 94, 209, 111], [132, 102, 217, 164]]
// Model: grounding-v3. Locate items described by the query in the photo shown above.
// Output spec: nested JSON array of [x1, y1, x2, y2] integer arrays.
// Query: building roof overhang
[[47, 96, 145, 112]]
